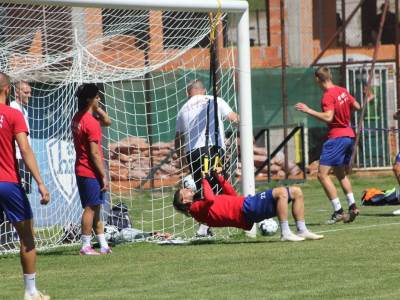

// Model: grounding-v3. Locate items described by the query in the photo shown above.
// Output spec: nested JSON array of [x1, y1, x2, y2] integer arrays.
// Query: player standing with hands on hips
[[295, 66, 373, 224], [0, 72, 51, 300], [72, 83, 112, 255]]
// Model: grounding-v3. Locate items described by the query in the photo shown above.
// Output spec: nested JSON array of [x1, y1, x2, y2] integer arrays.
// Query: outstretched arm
[[216, 175, 238, 196], [295, 102, 334, 123], [202, 178, 216, 202]]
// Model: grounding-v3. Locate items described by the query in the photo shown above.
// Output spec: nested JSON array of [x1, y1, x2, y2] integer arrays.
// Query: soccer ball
[[183, 175, 197, 192], [104, 224, 119, 242], [259, 218, 279, 236]]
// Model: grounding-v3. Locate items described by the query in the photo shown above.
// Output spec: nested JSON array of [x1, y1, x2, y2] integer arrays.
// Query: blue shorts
[[0, 182, 33, 223], [319, 137, 354, 167], [76, 176, 105, 208], [395, 153, 400, 164]]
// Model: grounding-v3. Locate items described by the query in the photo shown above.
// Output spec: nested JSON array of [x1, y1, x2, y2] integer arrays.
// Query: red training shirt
[[0, 103, 29, 183], [321, 85, 356, 139], [72, 111, 104, 178], [189, 176, 253, 230]]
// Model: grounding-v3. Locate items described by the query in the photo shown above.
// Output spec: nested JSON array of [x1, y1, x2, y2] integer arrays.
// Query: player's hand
[[101, 176, 109, 192], [295, 102, 310, 113], [394, 110, 400, 120], [38, 183, 50, 205], [201, 171, 208, 179]]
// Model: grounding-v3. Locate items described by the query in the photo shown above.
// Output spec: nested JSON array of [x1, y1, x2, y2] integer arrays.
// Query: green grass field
[[1, 175, 400, 299]]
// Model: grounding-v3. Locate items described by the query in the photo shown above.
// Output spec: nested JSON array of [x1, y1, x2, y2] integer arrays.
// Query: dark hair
[[173, 189, 190, 217], [76, 83, 99, 111], [314, 66, 332, 83]]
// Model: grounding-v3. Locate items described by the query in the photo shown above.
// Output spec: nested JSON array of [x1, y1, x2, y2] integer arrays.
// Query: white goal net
[[0, 1, 251, 252]]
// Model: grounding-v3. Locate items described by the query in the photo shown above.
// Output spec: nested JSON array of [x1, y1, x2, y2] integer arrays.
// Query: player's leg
[[392, 153, 400, 215], [92, 202, 111, 254], [77, 176, 100, 255], [318, 138, 347, 224], [288, 186, 323, 240], [271, 187, 304, 241], [337, 137, 359, 222], [0, 183, 49, 299], [392, 153, 400, 186], [333, 166, 359, 223]]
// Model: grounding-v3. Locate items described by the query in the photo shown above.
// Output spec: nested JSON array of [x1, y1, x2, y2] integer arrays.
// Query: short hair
[[172, 189, 190, 217], [186, 79, 204, 95], [314, 66, 332, 83], [76, 83, 99, 111], [0, 72, 10, 94]]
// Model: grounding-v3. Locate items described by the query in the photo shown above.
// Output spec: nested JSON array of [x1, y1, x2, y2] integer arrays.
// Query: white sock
[[24, 273, 37, 296], [346, 193, 355, 207], [197, 224, 209, 235], [331, 198, 342, 212], [280, 220, 291, 236], [97, 233, 109, 249], [296, 220, 307, 233], [81, 234, 92, 247]]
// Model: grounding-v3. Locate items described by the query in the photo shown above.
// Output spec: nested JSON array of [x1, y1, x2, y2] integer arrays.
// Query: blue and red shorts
[[0, 182, 33, 223], [319, 137, 354, 167], [76, 176, 105, 208]]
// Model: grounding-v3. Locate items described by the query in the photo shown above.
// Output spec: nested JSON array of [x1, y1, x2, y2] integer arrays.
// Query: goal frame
[[7, 0, 255, 207]]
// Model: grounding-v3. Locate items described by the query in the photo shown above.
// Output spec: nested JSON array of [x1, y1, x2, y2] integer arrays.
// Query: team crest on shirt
[[46, 138, 77, 204]]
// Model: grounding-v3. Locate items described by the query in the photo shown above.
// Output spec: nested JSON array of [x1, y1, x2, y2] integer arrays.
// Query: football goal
[[0, 0, 255, 252]]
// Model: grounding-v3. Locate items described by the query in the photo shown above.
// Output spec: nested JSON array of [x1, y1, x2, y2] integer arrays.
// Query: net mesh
[[0, 3, 240, 253]]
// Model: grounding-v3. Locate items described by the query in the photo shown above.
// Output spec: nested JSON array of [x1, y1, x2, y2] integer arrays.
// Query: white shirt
[[10, 100, 30, 159], [175, 95, 233, 153]]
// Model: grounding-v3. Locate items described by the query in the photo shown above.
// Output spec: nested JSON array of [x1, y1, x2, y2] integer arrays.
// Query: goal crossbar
[[4, 0, 248, 13]]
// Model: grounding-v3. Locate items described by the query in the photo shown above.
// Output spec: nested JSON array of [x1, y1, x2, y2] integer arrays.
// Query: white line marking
[[315, 222, 400, 234]]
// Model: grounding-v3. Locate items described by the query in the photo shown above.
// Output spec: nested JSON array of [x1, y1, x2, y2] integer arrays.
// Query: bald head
[[15, 80, 32, 105], [187, 79, 206, 97], [0, 72, 10, 93], [0, 72, 11, 102]]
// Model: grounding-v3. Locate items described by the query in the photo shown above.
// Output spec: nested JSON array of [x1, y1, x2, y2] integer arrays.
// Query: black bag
[[107, 203, 132, 231]]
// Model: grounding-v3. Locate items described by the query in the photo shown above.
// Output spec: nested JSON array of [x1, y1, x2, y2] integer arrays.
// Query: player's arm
[[295, 102, 334, 123], [15, 133, 50, 205], [88, 141, 108, 191], [174, 132, 187, 168], [202, 178, 216, 202], [219, 98, 239, 124], [216, 175, 238, 196], [94, 107, 112, 127]]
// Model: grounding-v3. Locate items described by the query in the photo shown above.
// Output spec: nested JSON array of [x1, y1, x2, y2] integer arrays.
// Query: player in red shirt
[[72, 83, 112, 255], [0, 73, 50, 300], [295, 66, 373, 224], [173, 171, 323, 241]]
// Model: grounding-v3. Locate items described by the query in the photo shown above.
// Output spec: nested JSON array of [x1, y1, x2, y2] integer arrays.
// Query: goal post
[[0, 0, 255, 251]]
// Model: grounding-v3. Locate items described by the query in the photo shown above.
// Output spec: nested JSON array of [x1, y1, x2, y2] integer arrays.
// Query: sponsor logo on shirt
[[337, 92, 349, 105], [0, 115, 3, 128]]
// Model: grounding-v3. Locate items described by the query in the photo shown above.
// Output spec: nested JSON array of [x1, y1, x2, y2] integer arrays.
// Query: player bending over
[[173, 172, 323, 241]]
